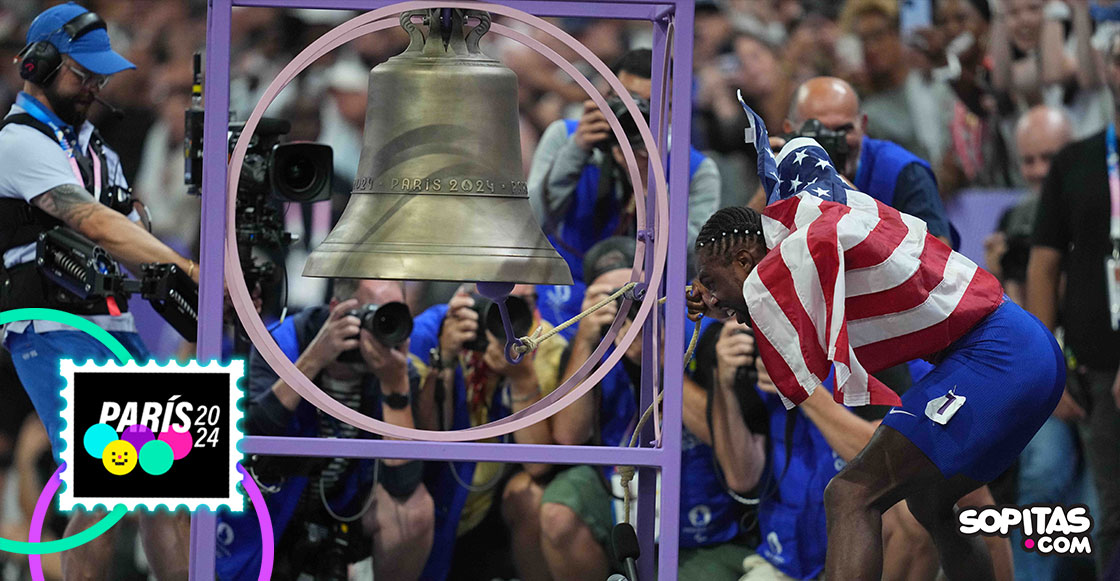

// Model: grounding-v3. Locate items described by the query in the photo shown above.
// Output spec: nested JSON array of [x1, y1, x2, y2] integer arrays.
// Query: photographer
[[409, 284, 566, 581], [529, 49, 720, 338], [217, 279, 433, 581], [539, 237, 752, 580], [0, 4, 200, 579], [703, 319, 1012, 581], [748, 76, 954, 248]]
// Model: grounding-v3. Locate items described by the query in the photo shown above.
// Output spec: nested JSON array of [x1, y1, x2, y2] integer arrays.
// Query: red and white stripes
[[745, 191, 1003, 409]]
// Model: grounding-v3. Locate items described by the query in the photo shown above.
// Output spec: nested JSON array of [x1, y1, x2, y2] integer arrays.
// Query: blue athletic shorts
[[880, 299, 1065, 482], [4, 327, 149, 460]]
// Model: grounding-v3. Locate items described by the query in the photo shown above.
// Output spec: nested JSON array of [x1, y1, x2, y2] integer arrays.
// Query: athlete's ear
[[734, 247, 755, 272]]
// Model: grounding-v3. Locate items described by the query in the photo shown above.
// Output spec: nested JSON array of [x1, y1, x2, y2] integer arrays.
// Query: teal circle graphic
[[82, 424, 118, 459], [138, 440, 174, 476]]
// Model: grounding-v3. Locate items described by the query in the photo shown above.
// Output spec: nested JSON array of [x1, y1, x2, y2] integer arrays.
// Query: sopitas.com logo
[[958, 504, 1094, 556]]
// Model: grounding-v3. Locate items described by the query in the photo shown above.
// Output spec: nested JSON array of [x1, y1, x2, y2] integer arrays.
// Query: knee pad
[[378, 460, 424, 499]]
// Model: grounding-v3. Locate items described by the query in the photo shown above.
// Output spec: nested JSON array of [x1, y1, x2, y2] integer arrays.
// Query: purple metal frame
[[194, 0, 693, 578]]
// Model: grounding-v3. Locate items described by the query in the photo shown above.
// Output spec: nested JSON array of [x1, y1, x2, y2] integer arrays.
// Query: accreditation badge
[[1108, 256, 1120, 331]]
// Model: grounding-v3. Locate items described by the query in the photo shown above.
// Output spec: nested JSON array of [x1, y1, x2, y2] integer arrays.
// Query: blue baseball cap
[[26, 3, 135, 76]]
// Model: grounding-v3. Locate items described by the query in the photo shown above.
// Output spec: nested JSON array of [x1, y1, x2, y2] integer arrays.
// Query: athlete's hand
[[1053, 389, 1086, 421], [686, 282, 708, 321]]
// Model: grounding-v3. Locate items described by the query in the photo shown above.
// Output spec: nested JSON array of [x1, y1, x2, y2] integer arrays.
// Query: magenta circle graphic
[[157, 425, 194, 460], [120, 424, 154, 450], [1024, 539, 1035, 549]]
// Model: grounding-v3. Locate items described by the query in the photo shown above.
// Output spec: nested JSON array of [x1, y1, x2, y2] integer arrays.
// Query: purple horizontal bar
[[231, 0, 673, 19], [241, 436, 665, 466]]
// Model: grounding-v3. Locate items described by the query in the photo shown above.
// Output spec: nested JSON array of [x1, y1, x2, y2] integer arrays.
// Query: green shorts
[[541, 465, 615, 547], [542, 465, 754, 580]]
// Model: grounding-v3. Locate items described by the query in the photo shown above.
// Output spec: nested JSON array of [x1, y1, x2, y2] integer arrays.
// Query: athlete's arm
[[31, 184, 197, 282]]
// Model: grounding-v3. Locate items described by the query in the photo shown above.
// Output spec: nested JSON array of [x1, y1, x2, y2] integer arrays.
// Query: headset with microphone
[[15, 10, 108, 87]]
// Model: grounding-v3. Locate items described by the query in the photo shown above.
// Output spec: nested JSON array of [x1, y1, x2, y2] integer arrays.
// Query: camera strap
[[1104, 124, 1120, 330]]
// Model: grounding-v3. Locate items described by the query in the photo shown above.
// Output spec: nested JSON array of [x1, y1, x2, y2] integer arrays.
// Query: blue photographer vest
[[409, 304, 512, 581], [854, 136, 961, 250], [215, 311, 382, 581], [755, 379, 842, 580]]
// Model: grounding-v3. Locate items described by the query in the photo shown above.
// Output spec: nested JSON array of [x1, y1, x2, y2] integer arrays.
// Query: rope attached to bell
[[509, 282, 703, 526]]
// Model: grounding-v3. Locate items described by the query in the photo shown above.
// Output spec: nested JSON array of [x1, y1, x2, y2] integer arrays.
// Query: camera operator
[[529, 49, 720, 339], [748, 76, 954, 249], [409, 283, 566, 581], [217, 279, 433, 581], [538, 237, 752, 580], [703, 319, 1013, 580], [0, 4, 200, 579]]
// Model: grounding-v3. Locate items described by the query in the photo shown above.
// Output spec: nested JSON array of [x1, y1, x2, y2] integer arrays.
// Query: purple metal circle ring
[[223, 2, 670, 441]]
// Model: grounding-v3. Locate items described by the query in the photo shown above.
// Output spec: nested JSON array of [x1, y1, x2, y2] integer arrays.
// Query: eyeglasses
[[66, 65, 109, 90]]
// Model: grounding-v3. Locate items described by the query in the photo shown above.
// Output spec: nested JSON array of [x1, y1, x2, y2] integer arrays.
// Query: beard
[[42, 83, 89, 126]]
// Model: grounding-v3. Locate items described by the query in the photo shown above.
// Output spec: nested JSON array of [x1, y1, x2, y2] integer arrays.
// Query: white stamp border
[[59, 358, 245, 512]]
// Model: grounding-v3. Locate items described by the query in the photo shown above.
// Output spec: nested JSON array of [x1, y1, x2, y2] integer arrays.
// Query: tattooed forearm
[[31, 184, 102, 229]]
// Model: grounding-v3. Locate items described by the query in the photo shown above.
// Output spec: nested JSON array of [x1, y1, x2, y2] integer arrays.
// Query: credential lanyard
[[16, 93, 101, 198], [1104, 125, 1120, 329]]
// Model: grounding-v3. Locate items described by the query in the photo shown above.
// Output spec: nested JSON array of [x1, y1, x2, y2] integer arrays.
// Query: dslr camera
[[786, 119, 850, 174], [276, 508, 367, 581], [592, 94, 652, 153], [338, 301, 414, 363], [462, 295, 534, 353]]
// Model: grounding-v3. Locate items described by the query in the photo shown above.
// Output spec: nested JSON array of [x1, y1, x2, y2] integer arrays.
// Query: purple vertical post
[[190, 0, 232, 577], [658, 0, 693, 577], [635, 12, 669, 581]]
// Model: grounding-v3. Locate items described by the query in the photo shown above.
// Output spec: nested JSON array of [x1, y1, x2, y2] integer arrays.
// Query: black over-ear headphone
[[15, 11, 107, 87]]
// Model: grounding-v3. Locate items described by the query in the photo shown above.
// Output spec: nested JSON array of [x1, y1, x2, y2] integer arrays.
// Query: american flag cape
[[736, 94, 1004, 409]]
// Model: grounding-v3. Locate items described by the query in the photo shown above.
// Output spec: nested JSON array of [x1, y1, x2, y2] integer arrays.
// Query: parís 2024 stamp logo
[[59, 359, 245, 512]]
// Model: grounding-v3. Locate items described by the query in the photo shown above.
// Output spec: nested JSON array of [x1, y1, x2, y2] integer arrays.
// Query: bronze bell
[[303, 9, 573, 286]]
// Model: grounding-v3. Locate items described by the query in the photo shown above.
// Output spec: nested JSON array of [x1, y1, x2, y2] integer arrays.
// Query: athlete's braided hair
[[695, 206, 766, 264]]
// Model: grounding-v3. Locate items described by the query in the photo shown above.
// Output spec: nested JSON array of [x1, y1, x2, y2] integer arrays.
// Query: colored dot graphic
[[82, 423, 117, 458], [1024, 539, 1035, 549], [157, 425, 193, 460], [121, 424, 154, 450], [139, 440, 174, 476]]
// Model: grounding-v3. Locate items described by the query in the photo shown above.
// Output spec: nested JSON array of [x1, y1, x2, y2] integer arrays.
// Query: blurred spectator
[[135, 62, 201, 253], [1027, 32, 1120, 575], [985, 105, 1072, 300], [845, 0, 947, 163]]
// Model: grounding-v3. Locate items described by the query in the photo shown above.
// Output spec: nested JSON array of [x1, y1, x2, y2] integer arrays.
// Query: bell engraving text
[[353, 177, 529, 196]]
